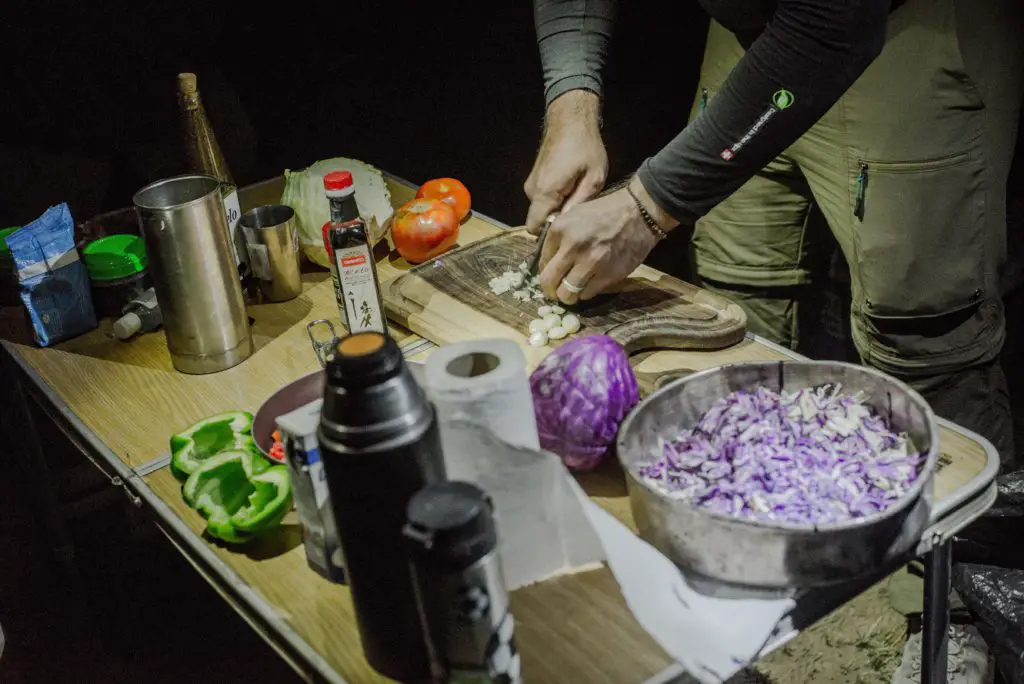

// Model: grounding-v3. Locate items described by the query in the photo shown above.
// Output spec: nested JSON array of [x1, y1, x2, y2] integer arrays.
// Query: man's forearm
[[637, 0, 890, 225], [535, 0, 617, 109], [544, 90, 601, 134]]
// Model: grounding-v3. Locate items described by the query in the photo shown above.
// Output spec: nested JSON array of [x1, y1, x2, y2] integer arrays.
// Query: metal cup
[[133, 174, 253, 375], [239, 205, 302, 303]]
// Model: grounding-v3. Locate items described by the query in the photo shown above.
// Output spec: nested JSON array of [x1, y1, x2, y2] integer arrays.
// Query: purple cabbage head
[[530, 335, 640, 471]]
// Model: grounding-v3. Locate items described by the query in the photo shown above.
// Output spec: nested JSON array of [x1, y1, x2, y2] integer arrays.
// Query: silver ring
[[560, 277, 585, 294]]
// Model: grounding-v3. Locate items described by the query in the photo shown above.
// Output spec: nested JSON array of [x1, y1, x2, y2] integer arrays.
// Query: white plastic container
[[276, 399, 346, 583]]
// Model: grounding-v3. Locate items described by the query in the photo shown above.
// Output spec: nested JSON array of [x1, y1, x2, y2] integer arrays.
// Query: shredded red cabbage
[[637, 385, 922, 525]]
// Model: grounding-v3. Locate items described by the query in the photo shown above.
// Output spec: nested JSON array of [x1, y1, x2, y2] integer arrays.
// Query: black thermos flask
[[404, 481, 521, 684], [318, 331, 446, 682]]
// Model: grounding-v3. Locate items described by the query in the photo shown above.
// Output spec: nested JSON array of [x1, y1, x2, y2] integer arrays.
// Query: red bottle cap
[[324, 171, 354, 191]]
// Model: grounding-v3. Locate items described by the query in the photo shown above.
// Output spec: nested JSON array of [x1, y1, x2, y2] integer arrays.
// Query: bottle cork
[[177, 72, 198, 97]]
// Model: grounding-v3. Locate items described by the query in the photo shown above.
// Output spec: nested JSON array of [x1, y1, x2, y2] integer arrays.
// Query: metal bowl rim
[[616, 359, 941, 534]]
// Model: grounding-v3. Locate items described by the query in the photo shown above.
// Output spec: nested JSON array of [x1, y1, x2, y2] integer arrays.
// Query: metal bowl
[[615, 360, 940, 588]]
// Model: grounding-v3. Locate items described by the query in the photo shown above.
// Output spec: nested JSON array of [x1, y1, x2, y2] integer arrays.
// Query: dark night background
[[1, 2, 1022, 683], [0, 2, 708, 228]]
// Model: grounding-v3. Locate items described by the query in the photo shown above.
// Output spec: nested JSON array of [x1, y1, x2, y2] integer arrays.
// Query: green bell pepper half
[[182, 449, 293, 544], [170, 411, 262, 480]]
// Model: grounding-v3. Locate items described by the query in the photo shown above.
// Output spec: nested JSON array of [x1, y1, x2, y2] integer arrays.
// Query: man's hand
[[524, 91, 608, 235], [538, 176, 677, 305]]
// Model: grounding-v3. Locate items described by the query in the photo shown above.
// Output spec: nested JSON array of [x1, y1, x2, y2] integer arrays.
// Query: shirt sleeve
[[534, 0, 617, 108], [637, 0, 890, 225]]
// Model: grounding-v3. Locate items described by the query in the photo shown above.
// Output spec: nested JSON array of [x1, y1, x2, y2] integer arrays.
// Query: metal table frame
[[1, 173, 1000, 684]]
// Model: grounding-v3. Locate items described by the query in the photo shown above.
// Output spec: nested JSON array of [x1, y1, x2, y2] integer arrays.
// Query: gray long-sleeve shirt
[[535, 0, 891, 224]]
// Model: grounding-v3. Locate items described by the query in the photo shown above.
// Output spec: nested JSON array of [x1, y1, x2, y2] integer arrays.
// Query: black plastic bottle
[[318, 331, 446, 682], [405, 481, 520, 684]]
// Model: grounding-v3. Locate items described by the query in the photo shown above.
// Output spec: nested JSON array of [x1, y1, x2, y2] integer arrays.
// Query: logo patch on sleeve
[[719, 89, 796, 161]]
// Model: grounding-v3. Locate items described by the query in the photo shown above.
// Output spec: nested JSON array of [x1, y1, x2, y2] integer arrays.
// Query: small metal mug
[[240, 205, 303, 303]]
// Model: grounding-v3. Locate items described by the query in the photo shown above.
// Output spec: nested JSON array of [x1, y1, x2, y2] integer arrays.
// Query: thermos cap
[[327, 332, 402, 387], [405, 481, 497, 570]]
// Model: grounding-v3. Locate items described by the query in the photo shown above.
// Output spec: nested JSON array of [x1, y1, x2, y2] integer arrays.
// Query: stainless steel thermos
[[318, 331, 446, 682], [405, 481, 521, 684]]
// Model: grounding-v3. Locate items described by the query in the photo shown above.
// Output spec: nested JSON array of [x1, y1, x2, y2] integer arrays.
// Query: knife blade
[[527, 213, 558, 277]]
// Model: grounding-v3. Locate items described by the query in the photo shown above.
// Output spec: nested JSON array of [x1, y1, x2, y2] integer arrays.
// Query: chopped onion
[[636, 384, 922, 525]]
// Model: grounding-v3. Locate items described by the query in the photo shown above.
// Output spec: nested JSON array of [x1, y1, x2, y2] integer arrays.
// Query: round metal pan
[[616, 360, 940, 589]]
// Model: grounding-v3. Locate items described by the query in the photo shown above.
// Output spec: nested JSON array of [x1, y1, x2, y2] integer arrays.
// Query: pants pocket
[[851, 152, 996, 365]]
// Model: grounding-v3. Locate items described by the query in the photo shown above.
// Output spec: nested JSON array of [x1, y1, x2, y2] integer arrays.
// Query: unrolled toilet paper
[[421, 342, 794, 682]]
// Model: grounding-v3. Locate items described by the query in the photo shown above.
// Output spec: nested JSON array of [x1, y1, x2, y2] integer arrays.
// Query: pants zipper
[[855, 162, 869, 221]]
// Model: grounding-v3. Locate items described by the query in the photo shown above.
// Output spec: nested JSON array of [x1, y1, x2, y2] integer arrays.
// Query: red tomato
[[416, 178, 471, 222], [391, 198, 459, 264]]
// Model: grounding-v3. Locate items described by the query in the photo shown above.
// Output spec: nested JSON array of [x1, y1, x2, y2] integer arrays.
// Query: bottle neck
[[179, 90, 234, 185], [328, 193, 360, 224], [179, 92, 202, 111]]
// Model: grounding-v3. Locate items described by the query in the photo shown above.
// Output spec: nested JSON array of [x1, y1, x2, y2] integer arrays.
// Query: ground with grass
[[717, 571, 910, 684]]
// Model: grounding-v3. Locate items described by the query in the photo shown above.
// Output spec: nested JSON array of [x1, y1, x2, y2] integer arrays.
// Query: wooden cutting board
[[384, 230, 747, 388]]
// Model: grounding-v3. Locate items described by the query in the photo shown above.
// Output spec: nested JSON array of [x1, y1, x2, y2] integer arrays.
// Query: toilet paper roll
[[424, 339, 539, 451]]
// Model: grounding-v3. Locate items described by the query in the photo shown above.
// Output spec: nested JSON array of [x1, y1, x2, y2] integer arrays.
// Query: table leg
[[11, 372, 77, 568], [921, 541, 952, 684]]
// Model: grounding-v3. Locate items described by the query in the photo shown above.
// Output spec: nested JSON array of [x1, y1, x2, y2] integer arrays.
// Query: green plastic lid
[[0, 227, 19, 256], [82, 234, 148, 281]]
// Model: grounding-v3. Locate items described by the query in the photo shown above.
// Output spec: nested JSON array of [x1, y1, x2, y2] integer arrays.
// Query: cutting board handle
[[605, 314, 746, 354]]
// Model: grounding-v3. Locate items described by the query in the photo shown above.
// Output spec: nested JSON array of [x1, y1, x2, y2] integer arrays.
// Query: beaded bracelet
[[625, 183, 668, 241]]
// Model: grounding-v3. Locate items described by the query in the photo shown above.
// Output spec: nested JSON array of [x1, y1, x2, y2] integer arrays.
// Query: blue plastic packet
[[6, 204, 97, 346]]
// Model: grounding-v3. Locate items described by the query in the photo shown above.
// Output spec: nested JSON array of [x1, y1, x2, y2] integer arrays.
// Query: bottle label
[[221, 187, 245, 270], [335, 245, 385, 333]]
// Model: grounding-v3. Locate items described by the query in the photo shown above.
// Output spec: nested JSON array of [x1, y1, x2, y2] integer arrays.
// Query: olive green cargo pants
[[689, 0, 1024, 467]]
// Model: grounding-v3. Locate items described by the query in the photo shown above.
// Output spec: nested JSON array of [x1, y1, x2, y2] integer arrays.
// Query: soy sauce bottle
[[322, 171, 388, 335], [318, 331, 445, 682]]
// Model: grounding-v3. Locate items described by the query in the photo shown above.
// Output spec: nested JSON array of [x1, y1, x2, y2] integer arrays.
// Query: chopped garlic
[[561, 313, 581, 334], [512, 289, 532, 302], [488, 271, 521, 295], [529, 318, 553, 333], [541, 313, 561, 329], [548, 325, 568, 340]]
